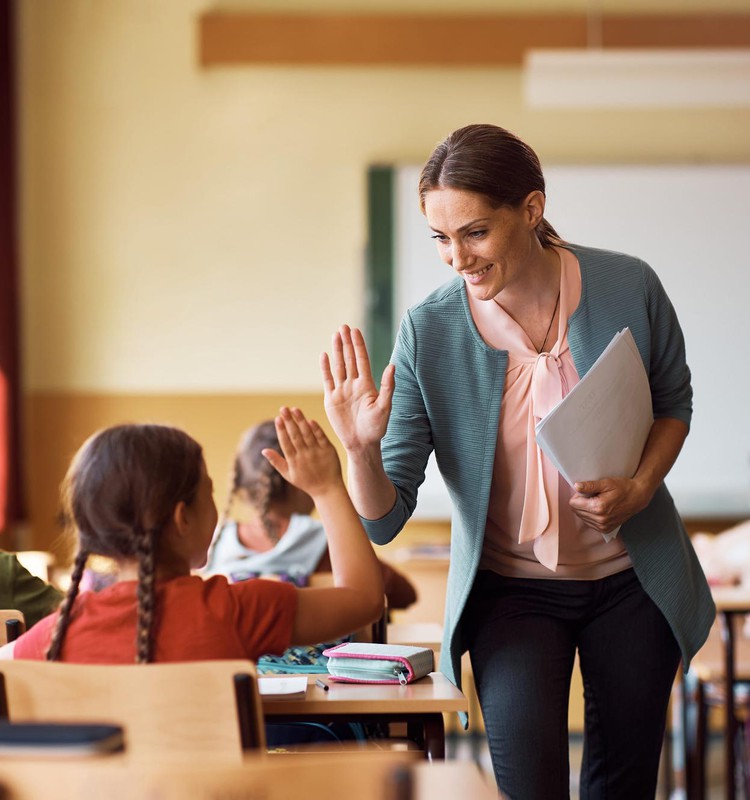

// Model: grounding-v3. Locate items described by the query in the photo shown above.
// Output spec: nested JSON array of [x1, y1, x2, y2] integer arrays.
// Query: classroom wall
[[16, 0, 750, 554]]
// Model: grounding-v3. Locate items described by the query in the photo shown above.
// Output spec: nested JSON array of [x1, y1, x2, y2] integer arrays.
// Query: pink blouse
[[468, 247, 632, 579]]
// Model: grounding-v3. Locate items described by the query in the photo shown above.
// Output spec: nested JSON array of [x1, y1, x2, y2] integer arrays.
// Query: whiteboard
[[393, 164, 750, 520]]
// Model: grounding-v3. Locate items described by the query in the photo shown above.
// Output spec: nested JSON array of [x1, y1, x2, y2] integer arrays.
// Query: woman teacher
[[321, 123, 714, 800]]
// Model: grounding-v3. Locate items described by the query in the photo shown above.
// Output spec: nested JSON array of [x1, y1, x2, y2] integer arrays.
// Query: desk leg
[[721, 611, 737, 800], [413, 714, 445, 761]]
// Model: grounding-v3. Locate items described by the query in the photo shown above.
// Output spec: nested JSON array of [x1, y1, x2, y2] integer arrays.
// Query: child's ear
[[172, 500, 190, 536]]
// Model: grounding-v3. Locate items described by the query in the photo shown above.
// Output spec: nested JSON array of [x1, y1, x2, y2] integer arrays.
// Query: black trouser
[[463, 568, 681, 800]]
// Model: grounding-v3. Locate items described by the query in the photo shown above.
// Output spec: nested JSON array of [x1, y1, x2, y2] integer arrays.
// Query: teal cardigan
[[363, 244, 715, 698]]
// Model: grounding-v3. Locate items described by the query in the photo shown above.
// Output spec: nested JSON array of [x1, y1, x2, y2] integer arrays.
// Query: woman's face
[[423, 187, 541, 301]]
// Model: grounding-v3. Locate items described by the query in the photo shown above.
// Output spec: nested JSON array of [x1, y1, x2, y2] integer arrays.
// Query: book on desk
[[0, 722, 125, 757]]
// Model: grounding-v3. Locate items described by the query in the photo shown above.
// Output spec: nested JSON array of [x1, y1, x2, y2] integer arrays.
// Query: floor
[[446, 732, 732, 799]]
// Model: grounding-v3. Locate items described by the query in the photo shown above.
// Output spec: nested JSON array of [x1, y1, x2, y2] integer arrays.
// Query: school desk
[[261, 672, 468, 760]]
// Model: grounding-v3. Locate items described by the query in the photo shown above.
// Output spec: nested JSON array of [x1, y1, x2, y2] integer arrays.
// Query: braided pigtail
[[45, 550, 89, 661], [256, 469, 288, 543], [135, 527, 157, 664]]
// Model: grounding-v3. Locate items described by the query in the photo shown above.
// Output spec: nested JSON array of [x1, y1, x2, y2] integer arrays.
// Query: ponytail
[[536, 217, 564, 248]]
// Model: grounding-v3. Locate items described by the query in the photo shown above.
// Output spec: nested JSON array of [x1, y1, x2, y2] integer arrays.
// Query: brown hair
[[221, 421, 287, 543], [418, 123, 563, 248], [47, 424, 204, 663]]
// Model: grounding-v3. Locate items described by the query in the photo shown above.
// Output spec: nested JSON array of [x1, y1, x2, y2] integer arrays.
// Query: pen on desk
[[315, 678, 329, 692]]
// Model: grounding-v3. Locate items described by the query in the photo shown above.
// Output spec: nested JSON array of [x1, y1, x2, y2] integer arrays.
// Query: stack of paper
[[535, 328, 653, 541], [258, 676, 308, 699]]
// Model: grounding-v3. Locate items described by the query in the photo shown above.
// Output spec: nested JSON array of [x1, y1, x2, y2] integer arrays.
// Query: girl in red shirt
[[1, 407, 384, 664]]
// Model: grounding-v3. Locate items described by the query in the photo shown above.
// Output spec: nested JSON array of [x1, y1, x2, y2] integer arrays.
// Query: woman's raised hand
[[320, 325, 395, 453], [262, 407, 343, 499]]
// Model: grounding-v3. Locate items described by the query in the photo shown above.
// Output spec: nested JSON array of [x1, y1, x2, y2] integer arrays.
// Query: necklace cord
[[492, 287, 561, 353], [537, 290, 560, 354]]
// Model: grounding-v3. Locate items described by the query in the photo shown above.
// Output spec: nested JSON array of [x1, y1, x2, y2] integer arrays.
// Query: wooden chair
[[0, 610, 25, 645], [0, 749, 439, 800], [0, 659, 265, 761], [684, 615, 750, 799]]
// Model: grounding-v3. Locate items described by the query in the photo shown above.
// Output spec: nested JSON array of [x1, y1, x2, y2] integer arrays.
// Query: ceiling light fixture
[[523, 48, 750, 109]]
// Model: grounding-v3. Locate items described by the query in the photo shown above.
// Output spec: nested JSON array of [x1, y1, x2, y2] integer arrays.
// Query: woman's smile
[[462, 263, 493, 284]]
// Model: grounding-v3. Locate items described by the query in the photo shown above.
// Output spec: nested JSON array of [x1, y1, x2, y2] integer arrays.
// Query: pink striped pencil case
[[322, 642, 434, 685]]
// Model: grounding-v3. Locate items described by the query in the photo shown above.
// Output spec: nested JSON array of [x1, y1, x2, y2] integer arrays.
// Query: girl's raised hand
[[320, 325, 395, 453], [261, 407, 343, 499]]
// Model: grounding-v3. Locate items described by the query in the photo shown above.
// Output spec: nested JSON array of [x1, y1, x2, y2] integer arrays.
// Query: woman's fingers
[[330, 330, 347, 385], [569, 478, 637, 532], [325, 325, 372, 389], [320, 352, 335, 394], [341, 325, 359, 380], [378, 363, 396, 411], [351, 327, 373, 376]]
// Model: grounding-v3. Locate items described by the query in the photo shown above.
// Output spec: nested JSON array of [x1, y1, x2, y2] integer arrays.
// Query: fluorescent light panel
[[524, 48, 750, 108]]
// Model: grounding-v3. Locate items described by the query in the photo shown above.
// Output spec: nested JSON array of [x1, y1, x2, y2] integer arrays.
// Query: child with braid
[[0, 408, 384, 663], [203, 420, 416, 610]]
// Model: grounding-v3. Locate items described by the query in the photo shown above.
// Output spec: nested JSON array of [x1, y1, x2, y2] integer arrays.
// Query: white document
[[257, 676, 308, 699], [534, 328, 653, 542]]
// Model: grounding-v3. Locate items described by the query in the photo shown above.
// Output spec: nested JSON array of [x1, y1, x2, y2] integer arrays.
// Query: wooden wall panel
[[199, 11, 750, 67], [23, 391, 326, 557], [200, 13, 588, 67], [602, 13, 750, 48]]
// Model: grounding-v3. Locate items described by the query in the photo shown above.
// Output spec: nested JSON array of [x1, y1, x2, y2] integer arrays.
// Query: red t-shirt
[[13, 575, 297, 663]]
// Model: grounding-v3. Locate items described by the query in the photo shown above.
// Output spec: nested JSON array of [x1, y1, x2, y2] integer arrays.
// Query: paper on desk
[[534, 328, 653, 543], [258, 676, 308, 699]]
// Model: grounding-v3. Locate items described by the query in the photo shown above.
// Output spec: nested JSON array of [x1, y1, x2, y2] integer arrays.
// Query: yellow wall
[[16, 0, 750, 552]]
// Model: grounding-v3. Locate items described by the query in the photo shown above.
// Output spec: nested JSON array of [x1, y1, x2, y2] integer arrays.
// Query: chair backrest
[[0, 610, 25, 645], [0, 749, 424, 800], [0, 659, 265, 760]]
